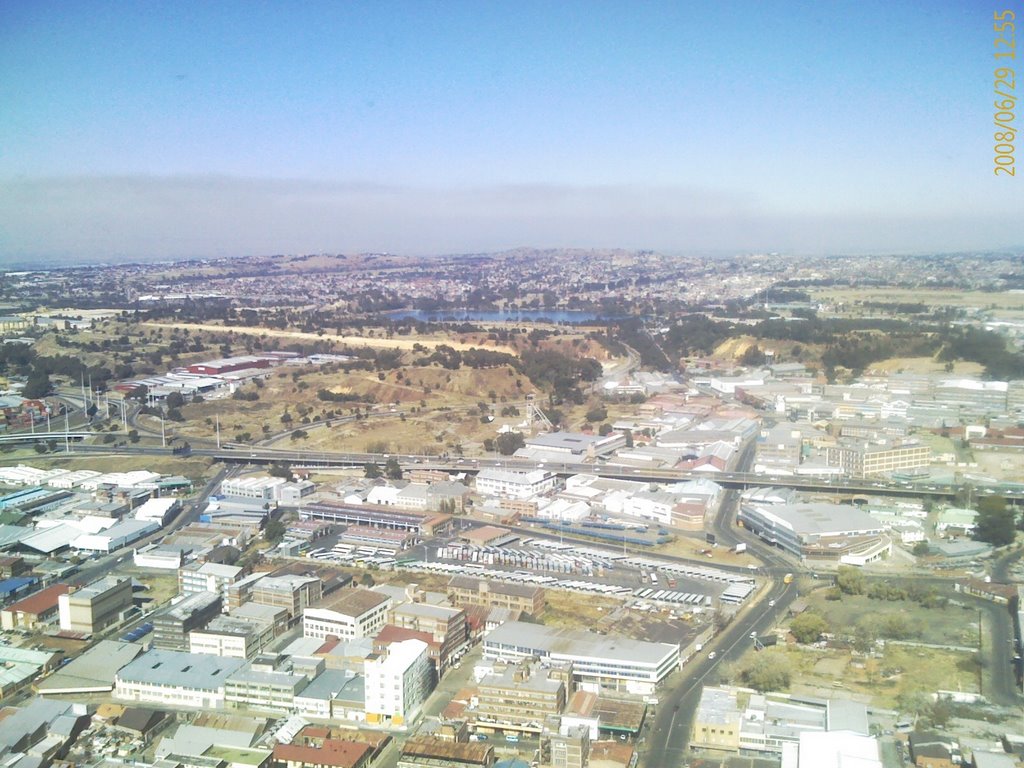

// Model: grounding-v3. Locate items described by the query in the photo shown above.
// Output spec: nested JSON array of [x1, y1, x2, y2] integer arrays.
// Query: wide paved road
[[641, 579, 797, 768]]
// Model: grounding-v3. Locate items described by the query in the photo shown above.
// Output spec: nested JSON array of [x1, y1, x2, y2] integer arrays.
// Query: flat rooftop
[[485, 621, 677, 666], [313, 587, 390, 616], [116, 648, 245, 690]]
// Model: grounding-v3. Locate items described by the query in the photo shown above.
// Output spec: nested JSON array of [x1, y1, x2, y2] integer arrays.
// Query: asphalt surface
[[640, 579, 797, 768]]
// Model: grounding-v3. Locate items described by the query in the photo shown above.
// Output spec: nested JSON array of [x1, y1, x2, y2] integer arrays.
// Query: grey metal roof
[[485, 621, 677, 666], [37, 640, 144, 694], [296, 668, 365, 704], [117, 648, 245, 689]]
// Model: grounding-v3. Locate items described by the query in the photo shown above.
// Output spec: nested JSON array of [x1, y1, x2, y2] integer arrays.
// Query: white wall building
[[114, 649, 245, 709], [476, 468, 557, 499], [134, 498, 181, 525], [220, 476, 286, 501], [303, 589, 392, 641], [483, 621, 679, 696], [364, 638, 432, 726]]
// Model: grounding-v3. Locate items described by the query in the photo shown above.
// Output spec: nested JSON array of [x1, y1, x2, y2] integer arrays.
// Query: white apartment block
[[179, 562, 244, 608], [364, 638, 432, 726]]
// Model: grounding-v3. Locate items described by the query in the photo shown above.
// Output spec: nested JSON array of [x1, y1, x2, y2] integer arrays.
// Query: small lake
[[385, 309, 615, 324]]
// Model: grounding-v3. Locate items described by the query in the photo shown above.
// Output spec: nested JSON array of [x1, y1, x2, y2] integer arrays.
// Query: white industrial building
[[475, 468, 557, 499], [134, 498, 181, 525], [220, 476, 287, 501], [72, 519, 159, 554], [303, 588, 392, 641], [483, 621, 679, 696], [114, 649, 245, 708]]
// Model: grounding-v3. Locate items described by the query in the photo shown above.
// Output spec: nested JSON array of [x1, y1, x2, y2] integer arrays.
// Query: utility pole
[[215, 413, 221, 449], [161, 416, 166, 448], [978, 608, 983, 696]]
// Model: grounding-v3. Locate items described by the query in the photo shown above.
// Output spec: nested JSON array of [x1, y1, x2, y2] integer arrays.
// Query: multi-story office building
[[304, 589, 391, 641], [224, 666, 308, 712], [178, 562, 244, 606], [390, 602, 467, 673], [152, 591, 222, 651], [475, 468, 557, 500], [447, 576, 545, 616], [364, 639, 432, 726], [483, 621, 678, 696], [58, 576, 133, 635], [738, 500, 891, 563], [250, 574, 322, 619], [550, 726, 589, 768], [189, 612, 277, 659], [474, 662, 567, 733], [823, 438, 930, 477]]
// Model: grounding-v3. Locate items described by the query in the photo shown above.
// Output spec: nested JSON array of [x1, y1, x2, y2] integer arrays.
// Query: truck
[[733, 543, 747, 554]]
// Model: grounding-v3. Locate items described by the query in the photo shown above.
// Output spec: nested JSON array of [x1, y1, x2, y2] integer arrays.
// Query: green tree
[[22, 369, 52, 399], [836, 565, 865, 595], [385, 457, 403, 480], [585, 405, 608, 422], [852, 616, 878, 652], [912, 540, 930, 556], [268, 462, 292, 479], [973, 496, 1016, 546], [790, 612, 828, 644], [496, 431, 526, 456], [360, 571, 375, 587], [165, 391, 185, 409], [364, 463, 381, 479], [738, 651, 791, 692], [264, 519, 286, 543]]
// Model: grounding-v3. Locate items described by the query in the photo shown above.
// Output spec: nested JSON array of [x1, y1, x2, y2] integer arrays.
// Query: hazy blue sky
[[1, 0, 1021, 264]]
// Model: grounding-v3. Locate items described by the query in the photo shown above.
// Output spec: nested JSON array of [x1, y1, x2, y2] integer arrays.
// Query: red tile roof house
[[0, 584, 70, 630]]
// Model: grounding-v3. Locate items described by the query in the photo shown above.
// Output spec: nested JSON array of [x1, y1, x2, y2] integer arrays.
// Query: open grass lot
[[543, 588, 621, 628], [165, 356, 609, 455], [802, 589, 980, 648], [730, 643, 980, 709], [800, 645, 979, 707], [0, 450, 214, 483], [866, 356, 985, 376], [969, 449, 1024, 482], [811, 287, 1024, 314], [141, 321, 519, 354]]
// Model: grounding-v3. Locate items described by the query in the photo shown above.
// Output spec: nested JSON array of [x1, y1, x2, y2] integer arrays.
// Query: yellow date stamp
[[994, 10, 1017, 175]]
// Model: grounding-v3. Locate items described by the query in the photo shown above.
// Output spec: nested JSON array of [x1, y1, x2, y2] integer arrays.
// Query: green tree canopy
[[496, 431, 526, 456], [789, 612, 828, 644], [973, 496, 1017, 547], [738, 651, 791, 692]]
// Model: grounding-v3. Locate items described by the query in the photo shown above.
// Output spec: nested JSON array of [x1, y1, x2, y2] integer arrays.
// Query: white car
[[707, 651, 717, 660], [768, 599, 776, 607]]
